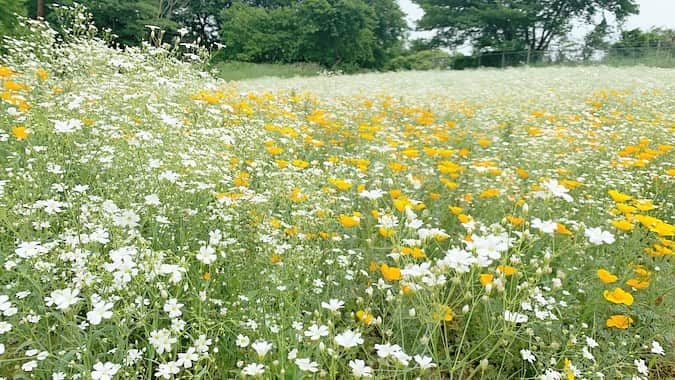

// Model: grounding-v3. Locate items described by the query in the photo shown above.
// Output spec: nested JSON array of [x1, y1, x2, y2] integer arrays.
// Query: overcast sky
[[399, 0, 675, 41]]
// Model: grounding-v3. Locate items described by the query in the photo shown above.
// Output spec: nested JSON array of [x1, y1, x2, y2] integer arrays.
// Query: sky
[[398, 0, 675, 43]]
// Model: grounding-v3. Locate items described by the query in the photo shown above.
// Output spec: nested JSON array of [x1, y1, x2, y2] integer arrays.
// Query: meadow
[[0, 23, 674, 380]]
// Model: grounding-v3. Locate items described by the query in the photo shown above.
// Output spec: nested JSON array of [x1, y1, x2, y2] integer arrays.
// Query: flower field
[[1, 28, 674, 380]]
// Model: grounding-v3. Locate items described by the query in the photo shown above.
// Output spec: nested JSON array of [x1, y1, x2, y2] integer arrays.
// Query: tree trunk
[[37, 0, 44, 19]]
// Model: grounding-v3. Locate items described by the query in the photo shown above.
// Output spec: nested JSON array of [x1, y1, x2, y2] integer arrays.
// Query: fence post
[[526, 48, 531, 66], [501, 51, 506, 68]]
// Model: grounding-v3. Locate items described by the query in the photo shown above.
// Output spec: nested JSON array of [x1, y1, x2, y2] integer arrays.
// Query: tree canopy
[[413, 0, 639, 53]]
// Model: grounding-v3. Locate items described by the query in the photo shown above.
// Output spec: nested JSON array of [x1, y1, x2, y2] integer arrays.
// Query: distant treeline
[[1, 0, 673, 70]]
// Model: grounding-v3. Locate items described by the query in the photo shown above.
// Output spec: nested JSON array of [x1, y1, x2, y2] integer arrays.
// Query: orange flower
[[380, 264, 401, 281], [596, 269, 618, 284], [603, 288, 634, 306], [606, 314, 634, 329]]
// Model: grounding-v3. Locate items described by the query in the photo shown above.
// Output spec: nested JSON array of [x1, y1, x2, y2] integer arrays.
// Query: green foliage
[[219, 3, 300, 62], [385, 49, 452, 70], [413, 0, 639, 54], [26, 0, 179, 46], [174, 0, 232, 45], [0, 0, 26, 37], [218, 0, 406, 68]]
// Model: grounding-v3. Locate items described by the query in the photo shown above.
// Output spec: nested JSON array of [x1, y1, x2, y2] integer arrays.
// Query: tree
[[413, 0, 639, 54], [582, 17, 610, 60], [174, 0, 232, 45], [218, 0, 406, 68], [0, 0, 26, 37], [27, 0, 179, 46]]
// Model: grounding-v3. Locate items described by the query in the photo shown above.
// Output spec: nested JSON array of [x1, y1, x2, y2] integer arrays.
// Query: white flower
[[112, 210, 140, 228], [177, 347, 199, 368], [22, 360, 38, 372], [414, 355, 436, 369], [236, 334, 250, 348], [304, 324, 329, 341], [349, 359, 373, 378], [196, 246, 217, 265], [585, 227, 615, 245], [163, 298, 183, 318], [540, 368, 562, 380], [334, 329, 363, 348], [321, 299, 344, 312], [91, 362, 120, 380], [504, 310, 528, 323], [542, 179, 573, 202], [532, 218, 557, 234], [295, 358, 319, 372], [149, 329, 176, 354], [251, 340, 273, 358], [145, 194, 161, 206], [437, 247, 475, 273], [585, 336, 599, 348], [0, 343, 4, 355], [53, 119, 83, 133], [46, 288, 81, 310], [242, 363, 265, 376], [374, 343, 402, 358], [359, 189, 385, 199], [87, 301, 114, 325], [15, 241, 49, 259], [154, 361, 180, 379], [520, 349, 536, 363], [193, 334, 211, 353], [651, 341, 665, 355], [582, 346, 595, 362], [634, 359, 648, 375]]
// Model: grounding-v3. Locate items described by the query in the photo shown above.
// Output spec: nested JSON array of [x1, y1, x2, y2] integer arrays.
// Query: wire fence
[[430, 46, 675, 70]]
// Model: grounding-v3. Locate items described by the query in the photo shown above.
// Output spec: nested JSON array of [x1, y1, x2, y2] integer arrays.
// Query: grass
[[210, 60, 324, 81]]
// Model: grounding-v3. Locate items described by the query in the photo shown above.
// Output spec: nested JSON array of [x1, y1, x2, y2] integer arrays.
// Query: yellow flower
[[380, 264, 401, 281], [596, 269, 618, 284], [611, 219, 634, 232], [479, 273, 494, 286], [36, 68, 48, 81], [400, 246, 426, 259], [497, 265, 517, 276], [328, 178, 352, 191], [480, 188, 500, 198], [603, 287, 634, 306], [338, 214, 360, 228], [625, 278, 650, 290], [606, 314, 634, 329], [356, 310, 374, 325], [506, 215, 524, 226], [378, 227, 395, 238], [11, 126, 29, 140], [556, 223, 572, 235], [432, 304, 454, 321], [608, 190, 632, 203]]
